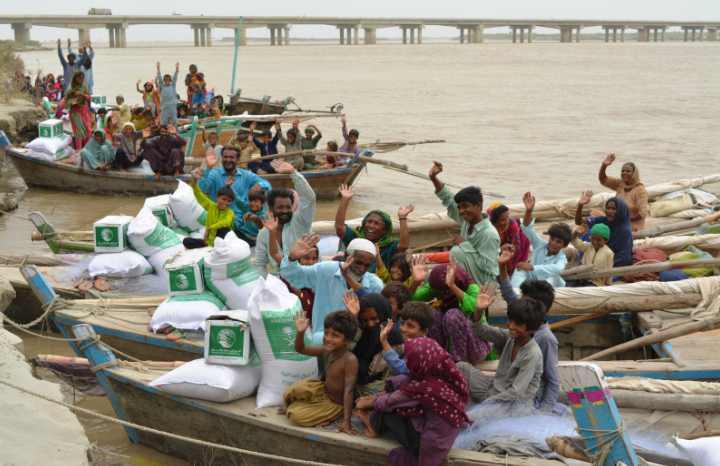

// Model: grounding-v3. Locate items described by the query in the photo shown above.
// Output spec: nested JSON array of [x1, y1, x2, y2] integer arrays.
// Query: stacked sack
[[25, 135, 76, 162], [127, 207, 185, 273], [204, 231, 262, 310], [88, 215, 154, 280], [169, 181, 207, 240]]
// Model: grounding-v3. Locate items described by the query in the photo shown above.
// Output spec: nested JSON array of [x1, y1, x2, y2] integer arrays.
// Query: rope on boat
[[0, 210, 30, 220], [0, 377, 348, 466], [574, 422, 650, 466]]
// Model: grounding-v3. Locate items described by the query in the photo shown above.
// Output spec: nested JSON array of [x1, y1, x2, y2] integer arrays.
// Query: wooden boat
[[4, 147, 366, 199]]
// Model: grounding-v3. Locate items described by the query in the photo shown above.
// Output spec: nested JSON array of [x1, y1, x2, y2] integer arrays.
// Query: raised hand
[[142, 128, 152, 139], [225, 175, 235, 187], [289, 233, 321, 262], [398, 204, 415, 218], [137, 79, 142, 85], [578, 190, 594, 206], [175, 62, 180, 71], [475, 282, 496, 312], [57, 39, 61, 46], [379, 319, 393, 344], [498, 244, 515, 266], [262, 212, 278, 232], [192, 168, 204, 180], [249, 121, 257, 132], [522, 191, 536, 212], [445, 258, 458, 289], [575, 224, 588, 236], [429, 161, 443, 178], [341, 117, 347, 126], [270, 159, 295, 175], [293, 309, 310, 333], [602, 154, 615, 167], [167, 124, 177, 136], [338, 184, 354, 200], [67, 38, 71, 46], [342, 290, 360, 316], [156, 61, 160, 70], [411, 255, 429, 283], [340, 256, 354, 275]]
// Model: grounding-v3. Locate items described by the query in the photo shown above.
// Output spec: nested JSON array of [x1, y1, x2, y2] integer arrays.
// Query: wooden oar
[[358, 139, 446, 153], [381, 165, 505, 198], [580, 315, 720, 362], [633, 211, 720, 239], [560, 258, 720, 280]]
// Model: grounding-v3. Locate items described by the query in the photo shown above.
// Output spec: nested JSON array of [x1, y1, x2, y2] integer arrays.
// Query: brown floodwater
[[2, 38, 719, 462]]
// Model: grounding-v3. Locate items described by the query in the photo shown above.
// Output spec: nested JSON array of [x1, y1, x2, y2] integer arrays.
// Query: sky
[[1, 0, 719, 41]]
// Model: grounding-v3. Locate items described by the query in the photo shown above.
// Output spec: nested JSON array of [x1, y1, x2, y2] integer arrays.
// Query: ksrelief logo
[[282, 327, 295, 346], [217, 329, 236, 348], [175, 274, 190, 290], [100, 228, 115, 242]]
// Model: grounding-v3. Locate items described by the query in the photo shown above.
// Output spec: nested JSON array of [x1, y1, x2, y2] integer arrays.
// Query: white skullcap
[[346, 238, 376, 256]]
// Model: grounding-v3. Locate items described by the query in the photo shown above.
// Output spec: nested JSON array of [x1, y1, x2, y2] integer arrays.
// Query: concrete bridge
[[3, 15, 719, 48]]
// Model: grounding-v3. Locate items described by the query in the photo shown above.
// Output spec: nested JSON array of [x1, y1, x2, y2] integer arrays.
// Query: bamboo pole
[[414, 237, 454, 252], [580, 316, 720, 362], [381, 165, 505, 198], [561, 258, 720, 280], [184, 149, 355, 167], [70, 296, 168, 305], [558, 389, 720, 413], [678, 430, 720, 440], [550, 312, 610, 329], [633, 211, 720, 239]]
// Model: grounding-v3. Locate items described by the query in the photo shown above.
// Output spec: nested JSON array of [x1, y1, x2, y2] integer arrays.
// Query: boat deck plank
[[655, 314, 720, 363]]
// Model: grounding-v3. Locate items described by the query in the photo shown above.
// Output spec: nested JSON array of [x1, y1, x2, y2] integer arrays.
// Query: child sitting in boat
[[457, 290, 546, 407], [227, 133, 257, 170], [278, 118, 304, 171], [511, 191, 572, 288], [249, 121, 279, 175], [324, 140, 339, 168], [231, 188, 266, 247], [380, 281, 412, 328], [354, 338, 470, 466], [279, 310, 359, 435], [182, 170, 235, 249], [496, 244, 564, 415], [338, 117, 360, 166], [379, 301, 436, 376], [568, 224, 614, 287], [375, 248, 413, 287], [207, 97, 221, 119], [199, 124, 223, 171]]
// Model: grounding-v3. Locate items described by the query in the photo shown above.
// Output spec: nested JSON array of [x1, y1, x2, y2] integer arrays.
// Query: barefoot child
[[568, 224, 614, 287], [355, 338, 470, 466], [380, 301, 436, 376], [280, 310, 359, 435], [182, 169, 235, 249], [457, 288, 545, 406], [511, 191, 572, 288], [380, 282, 412, 328]]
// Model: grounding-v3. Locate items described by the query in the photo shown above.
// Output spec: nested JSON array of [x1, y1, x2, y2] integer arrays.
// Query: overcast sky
[[1, 0, 718, 41]]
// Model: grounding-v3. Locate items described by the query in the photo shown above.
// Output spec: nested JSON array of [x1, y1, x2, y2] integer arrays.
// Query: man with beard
[[253, 160, 316, 278], [281, 235, 383, 346], [195, 146, 271, 233], [57, 38, 89, 95], [140, 124, 186, 178]]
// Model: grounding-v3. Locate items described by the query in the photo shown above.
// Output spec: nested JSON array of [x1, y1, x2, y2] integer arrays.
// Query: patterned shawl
[[351, 210, 398, 248]]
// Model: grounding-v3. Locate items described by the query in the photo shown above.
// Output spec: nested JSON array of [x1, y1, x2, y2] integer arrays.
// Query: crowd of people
[[179, 146, 648, 465]]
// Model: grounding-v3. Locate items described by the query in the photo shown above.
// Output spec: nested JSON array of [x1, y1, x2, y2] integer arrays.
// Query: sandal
[[166, 329, 186, 341], [78, 280, 94, 291], [94, 277, 109, 292]]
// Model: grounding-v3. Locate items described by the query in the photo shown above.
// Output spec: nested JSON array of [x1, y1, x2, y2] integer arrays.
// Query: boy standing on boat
[[249, 121, 280, 174], [337, 118, 360, 166], [301, 124, 322, 170], [156, 61, 180, 128], [278, 310, 359, 435], [198, 124, 223, 171], [278, 118, 305, 171]]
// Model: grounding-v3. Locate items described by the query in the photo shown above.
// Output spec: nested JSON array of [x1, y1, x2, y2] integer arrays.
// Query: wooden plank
[[561, 258, 720, 280], [558, 389, 720, 412], [557, 363, 640, 466], [635, 312, 662, 330], [19, 264, 57, 306]]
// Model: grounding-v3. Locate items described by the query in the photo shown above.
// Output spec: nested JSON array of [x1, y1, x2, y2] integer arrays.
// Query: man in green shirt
[[300, 124, 322, 170], [428, 161, 500, 286]]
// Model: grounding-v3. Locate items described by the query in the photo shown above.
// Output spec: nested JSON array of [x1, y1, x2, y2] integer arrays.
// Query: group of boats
[[1, 98, 720, 464]]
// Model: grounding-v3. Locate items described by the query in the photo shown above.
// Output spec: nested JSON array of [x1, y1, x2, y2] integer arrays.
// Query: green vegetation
[[0, 41, 30, 104]]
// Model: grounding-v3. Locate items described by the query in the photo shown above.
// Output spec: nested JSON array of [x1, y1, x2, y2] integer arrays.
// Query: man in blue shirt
[[195, 146, 271, 233], [281, 235, 383, 346], [57, 39, 89, 95]]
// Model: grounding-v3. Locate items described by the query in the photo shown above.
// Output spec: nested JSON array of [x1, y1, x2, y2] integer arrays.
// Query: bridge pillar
[[206, 24, 213, 47], [708, 27, 719, 41], [528, 26, 534, 43], [363, 28, 377, 45], [470, 27, 476, 43], [661, 27, 667, 42], [200, 28, 206, 47], [621, 27, 625, 42], [402, 27, 407, 44], [193, 27, 199, 47], [277, 27, 283, 45], [234, 28, 247, 46], [559, 26, 570, 42], [78, 29, 90, 45], [410, 28, 415, 44], [270, 28, 276, 46], [11, 23, 32, 43], [636, 27, 648, 42], [576, 26, 583, 42], [458, 27, 464, 44], [417, 27, 422, 44], [108, 27, 115, 48], [120, 27, 126, 48], [698, 27, 704, 41]]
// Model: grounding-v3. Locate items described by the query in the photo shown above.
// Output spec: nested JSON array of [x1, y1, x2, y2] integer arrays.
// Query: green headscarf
[[64, 70, 89, 107], [352, 210, 398, 248]]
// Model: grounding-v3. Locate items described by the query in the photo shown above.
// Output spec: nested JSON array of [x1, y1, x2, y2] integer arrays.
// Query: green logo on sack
[[197, 210, 207, 225], [144, 222, 181, 249], [168, 290, 224, 309], [169, 266, 197, 292], [227, 257, 254, 278], [152, 208, 170, 227], [260, 302, 310, 361], [217, 328, 237, 348], [95, 226, 119, 247], [208, 326, 246, 358], [40, 127, 50, 137]]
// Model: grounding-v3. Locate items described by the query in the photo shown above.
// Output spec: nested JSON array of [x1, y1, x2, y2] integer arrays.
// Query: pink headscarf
[[397, 338, 471, 428]]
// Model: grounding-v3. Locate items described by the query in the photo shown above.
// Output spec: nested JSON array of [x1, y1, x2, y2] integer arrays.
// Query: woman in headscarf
[[101, 114, 119, 147], [79, 130, 114, 174], [352, 293, 405, 396], [355, 338, 470, 466], [113, 122, 145, 174], [410, 259, 494, 363], [335, 184, 412, 273], [136, 80, 161, 117], [44, 74, 58, 102], [577, 196, 633, 267], [185, 64, 200, 102], [62, 70, 93, 152], [598, 154, 648, 231], [487, 203, 530, 275]]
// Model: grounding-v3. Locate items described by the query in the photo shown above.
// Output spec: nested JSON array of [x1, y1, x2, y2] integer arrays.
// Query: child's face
[[208, 133, 218, 145], [94, 133, 103, 143], [216, 194, 232, 211], [508, 319, 532, 340], [249, 199, 264, 213], [360, 308, 380, 332], [390, 265, 404, 282], [387, 296, 399, 319], [299, 249, 319, 267], [305, 130, 313, 139], [400, 318, 428, 340], [239, 139, 248, 148], [262, 135, 271, 144], [287, 133, 296, 144], [210, 99, 217, 107], [326, 143, 335, 152], [98, 112, 107, 119], [547, 236, 566, 255], [323, 327, 350, 352], [590, 234, 608, 250], [349, 134, 358, 144], [163, 77, 172, 85]]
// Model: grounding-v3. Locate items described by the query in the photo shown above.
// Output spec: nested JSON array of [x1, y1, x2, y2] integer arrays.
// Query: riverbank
[[0, 277, 92, 466], [0, 98, 47, 149]]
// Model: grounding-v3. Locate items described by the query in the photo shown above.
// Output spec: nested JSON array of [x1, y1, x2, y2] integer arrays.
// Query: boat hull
[[7, 149, 363, 199]]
